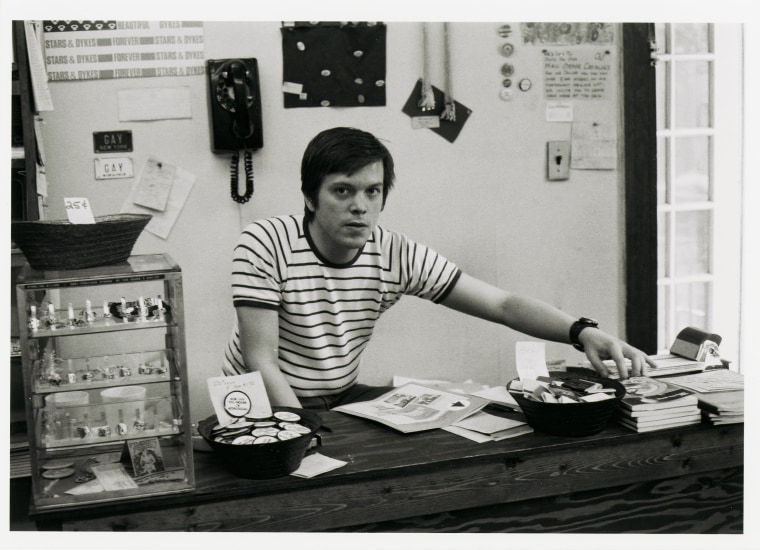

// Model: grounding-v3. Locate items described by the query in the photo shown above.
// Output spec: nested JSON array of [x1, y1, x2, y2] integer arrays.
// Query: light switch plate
[[547, 141, 571, 181]]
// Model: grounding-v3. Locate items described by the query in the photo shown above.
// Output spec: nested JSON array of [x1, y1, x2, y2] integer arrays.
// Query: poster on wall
[[42, 21, 205, 81]]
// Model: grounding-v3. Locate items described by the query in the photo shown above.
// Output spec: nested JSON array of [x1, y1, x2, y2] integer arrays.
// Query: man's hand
[[578, 328, 657, 380]]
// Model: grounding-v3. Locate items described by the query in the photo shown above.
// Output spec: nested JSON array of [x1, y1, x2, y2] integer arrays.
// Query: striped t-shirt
[[223, 214, 461, 397]]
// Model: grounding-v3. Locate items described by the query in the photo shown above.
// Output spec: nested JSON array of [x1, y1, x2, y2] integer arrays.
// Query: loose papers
[[334, 383, 488, 433]]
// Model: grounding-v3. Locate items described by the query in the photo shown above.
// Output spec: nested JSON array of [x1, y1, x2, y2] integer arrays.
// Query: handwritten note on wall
[[543, 48, 613, 100]]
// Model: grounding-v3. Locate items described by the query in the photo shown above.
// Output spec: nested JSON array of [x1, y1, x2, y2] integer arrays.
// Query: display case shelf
[[27, 317, 175, 339], [15, 254, 194, 512]]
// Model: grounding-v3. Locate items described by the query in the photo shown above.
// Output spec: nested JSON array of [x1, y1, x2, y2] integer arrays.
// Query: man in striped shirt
[[224, 127, 655, 410]]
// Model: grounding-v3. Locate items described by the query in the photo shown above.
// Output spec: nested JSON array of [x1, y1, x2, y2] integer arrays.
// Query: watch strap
[[570, 317, 599, 352]]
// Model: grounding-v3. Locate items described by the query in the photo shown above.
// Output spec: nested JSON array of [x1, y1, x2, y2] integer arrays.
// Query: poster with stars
[[281, 22, 387, 108]]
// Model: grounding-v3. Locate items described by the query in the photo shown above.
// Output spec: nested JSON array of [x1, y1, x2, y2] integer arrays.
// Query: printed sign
[[94, 157, 134, 180], [42, 20, 205, 81], [94, 130, 133, 153]]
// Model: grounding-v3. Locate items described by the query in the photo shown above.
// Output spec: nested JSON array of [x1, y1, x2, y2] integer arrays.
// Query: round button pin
[[497, 24, 512, 38], [500, 43, 514, 57], [500, 63, 514, 77], [518, 78, 532, 91]]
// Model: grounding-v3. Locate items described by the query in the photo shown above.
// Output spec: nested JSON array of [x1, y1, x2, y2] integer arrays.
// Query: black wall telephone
[[207, 58, 263, 203]]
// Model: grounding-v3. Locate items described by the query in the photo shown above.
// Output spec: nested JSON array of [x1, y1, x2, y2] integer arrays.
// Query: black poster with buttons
[[281, 22, 386, 108]]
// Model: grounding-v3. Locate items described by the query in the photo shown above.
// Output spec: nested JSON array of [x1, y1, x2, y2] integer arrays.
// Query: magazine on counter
[[333, 383, 490, 433], [619, 376, 698, 411]]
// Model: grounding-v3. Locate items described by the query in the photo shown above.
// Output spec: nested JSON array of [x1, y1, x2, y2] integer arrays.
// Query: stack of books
[[662, 369, 744, 425], [617, 377, 701, 432], [698, 391, 744, 425]]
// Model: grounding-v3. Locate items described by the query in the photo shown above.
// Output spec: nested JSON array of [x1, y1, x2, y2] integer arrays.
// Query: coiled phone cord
[[230, 149, 254, 204]]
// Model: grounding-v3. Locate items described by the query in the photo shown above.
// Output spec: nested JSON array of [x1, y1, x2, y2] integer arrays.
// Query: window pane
[[675, 281, 709, 331], [673, 23, 710, 54], [674, 210, 711, 276], [658, 211, 669, 278], [658, 285, 671, 350], [674, 136, 710, 203], [655, 61, 668, 131], [674, 60, 711, 128], [657, 137, 668, 204]]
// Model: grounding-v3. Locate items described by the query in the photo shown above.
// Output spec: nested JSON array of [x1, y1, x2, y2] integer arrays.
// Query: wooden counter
[[32, 409, 743, 532]]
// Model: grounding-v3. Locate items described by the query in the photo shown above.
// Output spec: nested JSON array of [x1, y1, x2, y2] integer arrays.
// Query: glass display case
[[15, 254, 194, 512]]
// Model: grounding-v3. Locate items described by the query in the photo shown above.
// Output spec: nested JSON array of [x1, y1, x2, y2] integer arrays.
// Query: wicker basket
[[11, 214, 152, 271]]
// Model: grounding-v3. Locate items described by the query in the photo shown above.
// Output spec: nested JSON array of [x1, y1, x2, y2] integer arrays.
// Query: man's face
[[306, 161, 384, 264]]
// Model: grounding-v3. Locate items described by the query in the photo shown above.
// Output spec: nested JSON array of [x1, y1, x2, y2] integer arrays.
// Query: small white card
[[291, 453, 347, 478], [64, 197, 96, 224], [90, 463, 139, 491], [471, 385, 521, 410], [282, 81, 304, 95], [516, 341, 550, 381], [411, 116, 441, 129], [207, 371, 272, 427], [453, 411, 527, 435], [545, 100, 574, 122]]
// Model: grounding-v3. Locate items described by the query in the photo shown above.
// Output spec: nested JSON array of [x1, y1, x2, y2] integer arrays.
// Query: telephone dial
[[207, 58, 263, 203]]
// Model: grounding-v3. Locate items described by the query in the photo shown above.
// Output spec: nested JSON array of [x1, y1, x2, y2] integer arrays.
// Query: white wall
[[38, 22, 625, 421]]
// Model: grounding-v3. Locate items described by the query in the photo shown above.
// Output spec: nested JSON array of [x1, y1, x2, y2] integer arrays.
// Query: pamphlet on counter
[[333, 383, 489, 433]]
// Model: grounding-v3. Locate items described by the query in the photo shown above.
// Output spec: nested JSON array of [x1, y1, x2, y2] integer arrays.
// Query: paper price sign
[[64, 197, 96, 224], [207, 371, 272, 427], [516, 341, 550, 381]]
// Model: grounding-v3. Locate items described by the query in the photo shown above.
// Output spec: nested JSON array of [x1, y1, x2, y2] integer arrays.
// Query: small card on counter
[[470, 385, 521, 411], [291, 453, 347, 478], [90, 463, 138, 491]]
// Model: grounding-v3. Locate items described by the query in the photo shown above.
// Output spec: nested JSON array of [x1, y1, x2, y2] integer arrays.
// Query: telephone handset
[[207, 58, 263, 203]]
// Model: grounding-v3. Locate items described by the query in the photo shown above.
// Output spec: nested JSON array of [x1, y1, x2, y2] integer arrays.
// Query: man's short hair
[[301, 127, 395, 220]]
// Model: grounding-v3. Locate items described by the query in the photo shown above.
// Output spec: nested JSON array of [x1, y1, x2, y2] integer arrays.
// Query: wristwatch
[[569, 317, 599, 352]]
